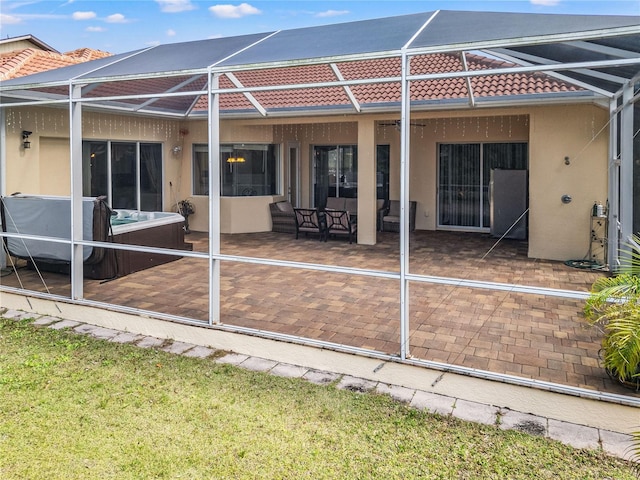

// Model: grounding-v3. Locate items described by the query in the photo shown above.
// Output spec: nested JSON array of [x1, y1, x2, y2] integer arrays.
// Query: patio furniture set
[[269, 199, 416, 243]]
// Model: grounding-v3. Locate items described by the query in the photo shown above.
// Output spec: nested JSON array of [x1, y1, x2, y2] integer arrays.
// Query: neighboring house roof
[[0, 34, 58, 54], [0, 46, 111, 80]]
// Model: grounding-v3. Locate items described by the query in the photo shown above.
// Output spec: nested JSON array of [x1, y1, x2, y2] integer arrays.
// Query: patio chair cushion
[[276, 201, 293, 213]]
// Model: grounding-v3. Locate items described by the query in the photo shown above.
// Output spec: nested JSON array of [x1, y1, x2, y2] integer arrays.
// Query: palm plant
[[584, 236, 640, 476], [632, 433, 640, 478], [584, 236, 640, 388]]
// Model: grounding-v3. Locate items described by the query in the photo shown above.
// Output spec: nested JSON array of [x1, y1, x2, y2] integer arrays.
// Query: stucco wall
[[39, 137, 71, 195], [381, 105, 608, 261], [2, 103, 610, 260], [528, 104, 609, 261], [2, 107, 185, 212]]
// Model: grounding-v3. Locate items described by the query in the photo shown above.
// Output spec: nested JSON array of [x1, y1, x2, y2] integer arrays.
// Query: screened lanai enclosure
[[2, 10, 640, 404]]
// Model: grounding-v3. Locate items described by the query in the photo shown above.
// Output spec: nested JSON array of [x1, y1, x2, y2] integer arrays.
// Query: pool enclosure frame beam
[[10, 50, 638, 301], [2, 23, 640, 405]]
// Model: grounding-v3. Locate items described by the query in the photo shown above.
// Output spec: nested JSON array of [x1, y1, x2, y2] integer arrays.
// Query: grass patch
[[0, 317, 635, 479]]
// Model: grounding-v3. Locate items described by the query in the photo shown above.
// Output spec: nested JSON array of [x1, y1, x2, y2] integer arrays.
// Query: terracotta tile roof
[[4, 48, 582, 115], [64, 48, 112, 62], [0, 47, 111, 80], [205, 52, 581, 112]]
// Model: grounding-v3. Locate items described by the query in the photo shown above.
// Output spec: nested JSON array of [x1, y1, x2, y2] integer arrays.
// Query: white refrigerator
[[490, 169, 528, 240]]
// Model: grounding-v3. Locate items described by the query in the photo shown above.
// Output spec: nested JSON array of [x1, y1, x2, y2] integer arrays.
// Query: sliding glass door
[[313, 145, 358, 208], [438, 142, 528, 230]]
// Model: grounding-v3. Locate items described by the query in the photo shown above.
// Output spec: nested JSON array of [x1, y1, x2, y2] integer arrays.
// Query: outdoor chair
[[269, 201, 296, 233], [325, 209, 357, 244], [294, 208, 326, 241], [381, 200, 417, 232]]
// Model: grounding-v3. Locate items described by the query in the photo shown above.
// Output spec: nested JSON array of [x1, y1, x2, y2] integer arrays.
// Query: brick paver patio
[[2, 230, 636, 398]]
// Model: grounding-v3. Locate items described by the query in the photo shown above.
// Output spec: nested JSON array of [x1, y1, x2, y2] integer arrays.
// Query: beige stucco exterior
[[528, 105, 609, 260], [2, 101, 609, 261]]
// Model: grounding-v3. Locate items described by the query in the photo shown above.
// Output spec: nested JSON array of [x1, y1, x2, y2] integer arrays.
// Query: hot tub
[[0, 195, 192, 280], [86, 209, 191, 279], [110, 210, 185, 233]]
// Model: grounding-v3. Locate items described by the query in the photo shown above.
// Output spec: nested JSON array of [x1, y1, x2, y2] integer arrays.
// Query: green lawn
[[0, 317, 635, 479]]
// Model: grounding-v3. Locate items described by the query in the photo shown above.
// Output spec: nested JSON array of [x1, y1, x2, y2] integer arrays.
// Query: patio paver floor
[[2, 230, 635, 398]]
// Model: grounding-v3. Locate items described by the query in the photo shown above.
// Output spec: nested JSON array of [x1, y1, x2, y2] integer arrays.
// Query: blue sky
[[1, 0, 639, 54]]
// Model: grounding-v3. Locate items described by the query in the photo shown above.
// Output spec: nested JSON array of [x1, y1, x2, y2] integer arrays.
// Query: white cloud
[[167, 29, 176, 36], [156, 0, 196, 13], [106, 13, 127, 23], [0, 13, 21, 24], [72, 11, 97, 20], [209, 3, 261, 19], [530, 0, 561, 5], [86, 26, 106, 32], [315, 10, 349, 18]]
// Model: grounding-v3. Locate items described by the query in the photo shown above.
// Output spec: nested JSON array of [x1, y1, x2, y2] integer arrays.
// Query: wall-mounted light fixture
[[564, 156, 570, 165], [172, 145, 182, 156], [22, 130, 32, 149]]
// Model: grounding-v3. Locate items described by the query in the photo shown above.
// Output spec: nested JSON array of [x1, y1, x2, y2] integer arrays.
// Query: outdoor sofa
[[269, 201, 296, 233], [380, 200, 417, 232]]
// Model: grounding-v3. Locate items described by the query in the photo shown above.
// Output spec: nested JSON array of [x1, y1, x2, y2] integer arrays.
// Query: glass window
[[192, 145, 209, 196], [192, 143, 280, 197], [140, 143, 163, 211], [82, 140, 163, 211], [376, 144, 390, 201], [111, 142, 137, 210], [82, 141, 108, 198]]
